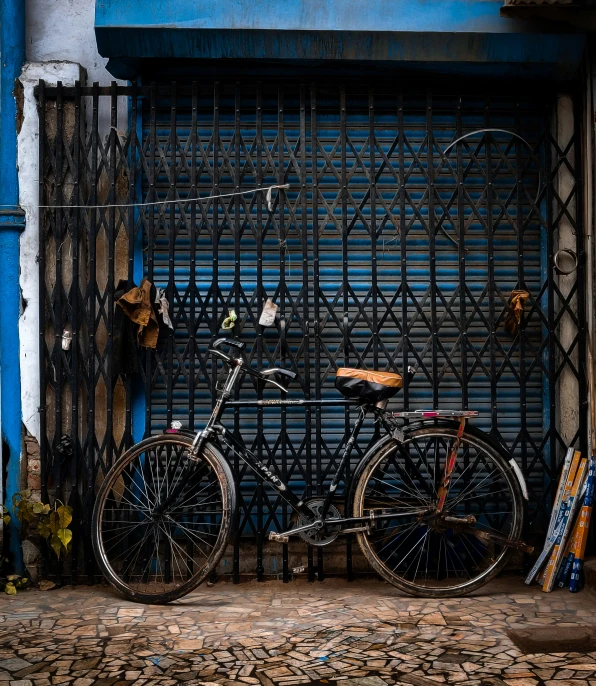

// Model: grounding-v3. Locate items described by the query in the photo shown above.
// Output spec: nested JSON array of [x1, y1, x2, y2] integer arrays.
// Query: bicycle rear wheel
[[353, 426, 524, 597], [92, 435, 235, 604]]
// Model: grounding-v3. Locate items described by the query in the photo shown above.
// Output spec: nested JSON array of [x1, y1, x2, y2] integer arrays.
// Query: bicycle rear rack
[[391, 410, 479, 418]]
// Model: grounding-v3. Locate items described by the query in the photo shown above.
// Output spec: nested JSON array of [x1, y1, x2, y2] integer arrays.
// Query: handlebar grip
[[212, 337, 246, 351], [275, 368, 297, 380]]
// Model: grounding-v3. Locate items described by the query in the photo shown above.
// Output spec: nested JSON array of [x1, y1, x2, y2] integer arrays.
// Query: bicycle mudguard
[[346, 419, 529, 505], [163, 427, 197, 440]]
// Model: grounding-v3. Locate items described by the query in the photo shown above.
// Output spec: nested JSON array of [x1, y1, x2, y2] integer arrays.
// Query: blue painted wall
[[95, 0, 561, 33], [0, 0, 26, 571], [96, 0, 585, 77]]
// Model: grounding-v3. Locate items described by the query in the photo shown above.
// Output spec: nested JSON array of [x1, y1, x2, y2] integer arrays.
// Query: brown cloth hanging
[[504, 290, 530, 336], [116, 278, 159, 348]]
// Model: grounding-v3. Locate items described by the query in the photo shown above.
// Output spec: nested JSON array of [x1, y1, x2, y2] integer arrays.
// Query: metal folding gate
[[38, 78, 586, 583]]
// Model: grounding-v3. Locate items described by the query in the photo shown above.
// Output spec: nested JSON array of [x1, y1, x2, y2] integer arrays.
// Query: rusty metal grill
[[38, 79, 586, 583]]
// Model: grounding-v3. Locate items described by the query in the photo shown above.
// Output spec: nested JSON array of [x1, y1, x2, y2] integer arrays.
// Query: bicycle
[[92, 338, 532, 603]]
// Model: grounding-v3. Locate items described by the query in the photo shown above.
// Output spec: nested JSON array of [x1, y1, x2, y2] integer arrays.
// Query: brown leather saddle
[[335, 367, 403, 403]]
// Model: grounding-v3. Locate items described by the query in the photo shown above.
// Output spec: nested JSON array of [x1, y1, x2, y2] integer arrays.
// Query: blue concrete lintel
[[95, 0, 586, 75]]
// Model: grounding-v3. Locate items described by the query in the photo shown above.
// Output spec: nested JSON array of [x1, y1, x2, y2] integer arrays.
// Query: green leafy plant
[[12, 490, 73, 559], [0, 560, 29, 595], [0, 492, 73, 595]]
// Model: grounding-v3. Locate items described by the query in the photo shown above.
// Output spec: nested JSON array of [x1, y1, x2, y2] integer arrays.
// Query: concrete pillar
[[556, 94, 580, 450]]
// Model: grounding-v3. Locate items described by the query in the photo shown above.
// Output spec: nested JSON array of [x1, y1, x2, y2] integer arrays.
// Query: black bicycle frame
[[183, 353, 373, 524], [218, 399, 368, 521], [180, 353, 433, 530]]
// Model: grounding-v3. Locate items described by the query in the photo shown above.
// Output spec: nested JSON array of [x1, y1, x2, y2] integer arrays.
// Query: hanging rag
[[155, 287, 174, 330], [504, 290, 530, 335], [116, 278, 159, 348], [113, 279, 143, 378]]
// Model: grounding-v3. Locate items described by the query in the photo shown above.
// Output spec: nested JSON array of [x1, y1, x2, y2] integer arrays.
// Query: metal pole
[[585, 49, 596, 455], [0, 0, 26, 571]]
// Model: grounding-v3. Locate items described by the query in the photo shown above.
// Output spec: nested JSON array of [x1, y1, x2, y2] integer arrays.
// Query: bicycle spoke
[[95, 437, 231, 601], [357, 427, 522, 596]]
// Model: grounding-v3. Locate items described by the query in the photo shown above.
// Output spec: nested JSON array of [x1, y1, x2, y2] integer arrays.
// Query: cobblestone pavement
[[2, 577, 596, 686]]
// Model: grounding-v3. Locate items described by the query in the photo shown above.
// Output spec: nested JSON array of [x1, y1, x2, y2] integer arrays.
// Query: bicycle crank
[[297, 499, 342, 546], [268, 499, 342, 547]]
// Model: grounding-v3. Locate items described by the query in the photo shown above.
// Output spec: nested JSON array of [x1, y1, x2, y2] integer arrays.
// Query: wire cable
[[0, 183, 290, 211]]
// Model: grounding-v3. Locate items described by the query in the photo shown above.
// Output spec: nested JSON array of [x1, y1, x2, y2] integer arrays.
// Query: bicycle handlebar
[[207, 339, 297, 392], [212, 337, 246, 352]]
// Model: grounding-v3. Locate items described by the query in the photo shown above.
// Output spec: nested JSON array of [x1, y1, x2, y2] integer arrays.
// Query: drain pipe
[[0, 0, 26, 571]]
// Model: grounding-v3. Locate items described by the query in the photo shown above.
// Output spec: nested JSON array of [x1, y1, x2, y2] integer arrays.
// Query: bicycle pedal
[[268, 531, 290, 543], [342, 526, 369, 534]]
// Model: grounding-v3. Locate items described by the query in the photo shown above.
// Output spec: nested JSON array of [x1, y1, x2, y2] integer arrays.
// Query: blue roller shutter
[[142, 81, 549, 553]]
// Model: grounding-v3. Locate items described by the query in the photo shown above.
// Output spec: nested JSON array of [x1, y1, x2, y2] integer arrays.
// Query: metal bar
[[37, 79, 48, 581], [211, 81, 221, 584], [515, 102, 528, 495], [485, 101, 497, 438], [125, 82, 138, 449], [455, 96, 472, 517], [255, 82, 264, 582], [339, 83, 349, 585], [212, 82, 220, 399], [278, 84, 289, 583], [399, 90, 409, 410], [310, 82, 324, 580], [457, 97, 467, 413], [370, 87, 379, 377], [226, 399, 357, 407], [189, 82, 198, 431], [233, 82, 242, 584], [106, 82, 117, 471], [145, 83, 157, 438], [164, 81, 176, 582], [575, 96, 588, 460], [53, 81, 64, 585], [427, 91, 438, 409], [86, 82, 99, 580], [167, 82, 177, 429], [300, 83, 315, 582], [40, 86, 151, 97], [69, 80, 81, 583], [546, 101, 557, 526]]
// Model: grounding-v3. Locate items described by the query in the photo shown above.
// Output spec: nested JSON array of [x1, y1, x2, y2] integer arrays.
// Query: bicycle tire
[[353, 425, 524, 598], [92, 434, 236, 604]]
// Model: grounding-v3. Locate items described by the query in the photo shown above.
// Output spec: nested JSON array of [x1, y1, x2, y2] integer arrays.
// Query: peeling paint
[[14, 79, 24, 135]]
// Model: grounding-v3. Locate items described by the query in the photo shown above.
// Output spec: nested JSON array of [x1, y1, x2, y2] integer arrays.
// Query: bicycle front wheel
[[92, 435, 235, 604], [353, 426, 524, 597]]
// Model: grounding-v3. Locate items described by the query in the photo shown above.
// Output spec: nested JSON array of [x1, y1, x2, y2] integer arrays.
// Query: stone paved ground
[[1, 577, 596, 686]]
